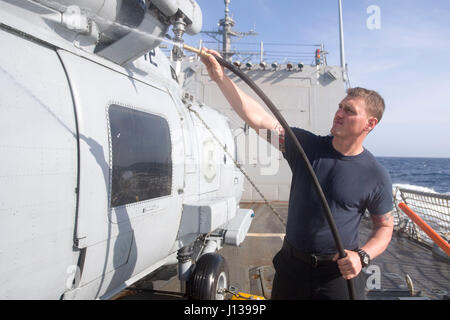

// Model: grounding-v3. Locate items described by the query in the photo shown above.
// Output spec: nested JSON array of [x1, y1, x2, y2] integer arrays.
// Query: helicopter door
[[58, 50, 184, 296]]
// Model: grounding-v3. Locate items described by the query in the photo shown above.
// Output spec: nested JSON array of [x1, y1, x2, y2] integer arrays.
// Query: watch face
[[357, 249, 370, 266], [363, 255, 369, 264]]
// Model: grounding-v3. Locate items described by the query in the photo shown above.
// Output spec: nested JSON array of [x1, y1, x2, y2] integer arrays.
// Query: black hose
[[213, 54, 356, 300]]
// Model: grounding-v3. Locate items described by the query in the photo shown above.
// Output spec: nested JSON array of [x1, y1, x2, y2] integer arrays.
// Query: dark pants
[[271, 248, 367, 300]]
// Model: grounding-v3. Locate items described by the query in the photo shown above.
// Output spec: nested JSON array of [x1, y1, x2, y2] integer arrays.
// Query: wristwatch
[[355, 249, 371, 268]]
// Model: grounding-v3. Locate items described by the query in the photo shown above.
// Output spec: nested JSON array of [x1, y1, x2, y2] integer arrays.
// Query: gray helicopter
[[0, 0, 254, 300]]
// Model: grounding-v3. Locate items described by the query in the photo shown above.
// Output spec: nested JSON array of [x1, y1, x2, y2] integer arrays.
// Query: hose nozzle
[[183, 44, 212, 58]]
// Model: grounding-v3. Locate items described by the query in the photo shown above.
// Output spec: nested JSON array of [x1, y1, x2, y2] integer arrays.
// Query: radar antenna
[[201, 0, 257, 61]]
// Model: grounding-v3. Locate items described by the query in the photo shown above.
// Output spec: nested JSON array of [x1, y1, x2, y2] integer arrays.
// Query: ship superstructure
[[178, 0, 348, 202]]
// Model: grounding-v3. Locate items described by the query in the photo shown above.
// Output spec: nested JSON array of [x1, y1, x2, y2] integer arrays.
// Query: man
[[200, 49, 394, 300]]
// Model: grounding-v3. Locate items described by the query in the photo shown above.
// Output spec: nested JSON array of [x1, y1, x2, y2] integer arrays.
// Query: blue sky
[[183, 0, 450, 158]]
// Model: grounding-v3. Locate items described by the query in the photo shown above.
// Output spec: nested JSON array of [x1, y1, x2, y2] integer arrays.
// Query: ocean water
[[376, 157, 450, 195]]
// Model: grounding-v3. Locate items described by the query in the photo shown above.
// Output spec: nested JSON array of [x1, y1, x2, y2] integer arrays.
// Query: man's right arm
[[200, 48, 285, 150]]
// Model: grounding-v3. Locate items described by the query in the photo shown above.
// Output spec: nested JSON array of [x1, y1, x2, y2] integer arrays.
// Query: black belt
[[282, 240, 336, 268]]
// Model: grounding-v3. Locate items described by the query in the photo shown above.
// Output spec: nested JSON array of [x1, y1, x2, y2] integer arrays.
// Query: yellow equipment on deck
[[231, 292, 265, 300], [226, 287, 266, 300]]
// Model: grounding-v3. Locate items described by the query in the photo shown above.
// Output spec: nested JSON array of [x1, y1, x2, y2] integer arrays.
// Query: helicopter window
[[109, 105, 172, 208]]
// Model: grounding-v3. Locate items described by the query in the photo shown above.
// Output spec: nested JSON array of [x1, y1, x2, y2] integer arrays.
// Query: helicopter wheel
[[187, 253, 229, 300]]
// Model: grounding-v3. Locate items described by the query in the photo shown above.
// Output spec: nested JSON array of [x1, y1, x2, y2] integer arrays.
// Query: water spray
[[183, 43, 356, 300]]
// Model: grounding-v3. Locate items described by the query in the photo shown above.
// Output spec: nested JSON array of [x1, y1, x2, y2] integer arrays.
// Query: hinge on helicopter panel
[[74, 237, 87, 249], [181, 92, 194, 106]]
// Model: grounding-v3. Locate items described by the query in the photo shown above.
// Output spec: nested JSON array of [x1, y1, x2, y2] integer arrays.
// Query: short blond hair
[[346, 87, 385, 122]]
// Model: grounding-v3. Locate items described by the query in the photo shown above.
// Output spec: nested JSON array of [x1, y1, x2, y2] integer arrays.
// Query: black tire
[[187, 253, 229, 300]]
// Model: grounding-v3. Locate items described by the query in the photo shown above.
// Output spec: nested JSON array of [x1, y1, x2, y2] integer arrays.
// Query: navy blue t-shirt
[[283, 128, 393, 255]]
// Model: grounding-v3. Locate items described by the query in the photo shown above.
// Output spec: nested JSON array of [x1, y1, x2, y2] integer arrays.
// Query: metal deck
[[118, 202, 449, 300]]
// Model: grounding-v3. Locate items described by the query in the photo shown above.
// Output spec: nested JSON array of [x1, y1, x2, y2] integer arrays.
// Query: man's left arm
[[361, 210, 394, 260], [334, 211, 394, 280]]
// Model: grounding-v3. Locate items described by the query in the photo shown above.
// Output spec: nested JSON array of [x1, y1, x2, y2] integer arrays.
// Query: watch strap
[[355, 248, 370, 267]]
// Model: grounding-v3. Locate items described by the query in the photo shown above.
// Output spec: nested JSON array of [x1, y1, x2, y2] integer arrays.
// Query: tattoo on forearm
[[279, 135, 285, 153], [265, 123, 285, 152], [373, 211, 393, 224]]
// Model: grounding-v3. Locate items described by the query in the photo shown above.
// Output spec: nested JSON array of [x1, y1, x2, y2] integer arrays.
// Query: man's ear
[[366, 117, 378, 133]]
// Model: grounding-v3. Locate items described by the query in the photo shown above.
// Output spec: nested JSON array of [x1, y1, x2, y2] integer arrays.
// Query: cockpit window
[[109, 105, 172, 208]]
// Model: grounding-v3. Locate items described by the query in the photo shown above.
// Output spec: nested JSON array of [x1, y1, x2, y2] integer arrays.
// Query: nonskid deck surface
[[359, 219, 450, 300], [118, 203, 449, 300]]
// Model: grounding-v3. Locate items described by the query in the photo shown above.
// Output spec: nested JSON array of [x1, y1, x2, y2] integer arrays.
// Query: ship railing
[[177, 40, 321, 65], [392, 187, 450, 249]]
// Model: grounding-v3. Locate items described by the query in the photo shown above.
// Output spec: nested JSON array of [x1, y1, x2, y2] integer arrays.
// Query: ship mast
[[338, 0, 349, 87], [202, 0, 257, 61], [221, 0, 233, 61]]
